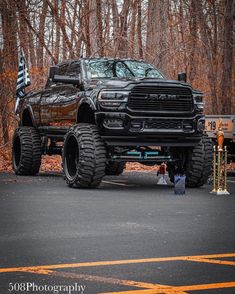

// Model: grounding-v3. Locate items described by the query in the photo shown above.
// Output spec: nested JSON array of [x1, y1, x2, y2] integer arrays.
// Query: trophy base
[[210, 189, 230, 195]]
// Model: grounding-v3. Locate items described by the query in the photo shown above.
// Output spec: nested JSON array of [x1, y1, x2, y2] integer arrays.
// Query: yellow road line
[[186, 257, 235, 267], [24, 269, 53, 275], [0, 253, 235, 273], [101, 282, 235, 294], [176, 281, 235, 291], [27, 270, 187, 294], [101, 290, 185, 294], [48, 270, 168, 290], [1, 255, 234, 294]]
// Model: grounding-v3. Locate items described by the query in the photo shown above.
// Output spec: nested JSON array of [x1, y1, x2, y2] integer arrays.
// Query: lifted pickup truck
[[13, 58, 212, 188]]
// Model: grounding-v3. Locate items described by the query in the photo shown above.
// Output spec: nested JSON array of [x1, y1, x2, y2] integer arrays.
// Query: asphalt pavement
[[0, 171, 234, 294]]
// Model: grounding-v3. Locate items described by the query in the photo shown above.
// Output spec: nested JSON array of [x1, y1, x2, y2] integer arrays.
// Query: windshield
[[84, 59, 164, 80]]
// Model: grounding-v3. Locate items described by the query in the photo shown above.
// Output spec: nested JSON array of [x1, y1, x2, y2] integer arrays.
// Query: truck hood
[[87, 78, 192, 91]]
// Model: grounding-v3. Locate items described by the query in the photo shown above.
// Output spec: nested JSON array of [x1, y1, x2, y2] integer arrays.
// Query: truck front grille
[[128, 86, 193, 112], [145, 120, 182, 130]]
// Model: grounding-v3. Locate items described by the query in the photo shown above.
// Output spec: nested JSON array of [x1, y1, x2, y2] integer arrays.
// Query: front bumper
[[95, 112, 205, 146]]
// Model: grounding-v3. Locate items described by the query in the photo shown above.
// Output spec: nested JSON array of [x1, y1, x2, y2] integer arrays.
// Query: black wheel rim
[[64, 134, 79, 181], [13, 135, 21, 169]]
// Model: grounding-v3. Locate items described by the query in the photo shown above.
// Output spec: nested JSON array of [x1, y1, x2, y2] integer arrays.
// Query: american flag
[[15, 48, 31, 113]]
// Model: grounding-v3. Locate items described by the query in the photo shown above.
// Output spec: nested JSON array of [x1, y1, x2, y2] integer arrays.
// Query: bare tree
[[0, 0, 18, 144], [220, 0, 234, 114], [96, 0, 104, 56], [137, 0, 143, 59], [0, 0, 234, 145], [194, 0, 219, 114], [146, 0, 169, 70], [37, 0, 48, 68]]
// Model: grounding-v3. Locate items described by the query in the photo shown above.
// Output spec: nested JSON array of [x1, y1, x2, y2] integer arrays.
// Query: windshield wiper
[[145, 67, 155, 77]]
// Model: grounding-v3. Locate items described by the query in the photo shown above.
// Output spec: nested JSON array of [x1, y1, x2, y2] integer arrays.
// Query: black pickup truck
[[13, 58, 212, 188]]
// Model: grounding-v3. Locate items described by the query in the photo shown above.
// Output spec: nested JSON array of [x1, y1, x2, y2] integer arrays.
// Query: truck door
[[53, 85, 78, 122], [40, 62, 70, 125], [52, 61, 81, 123], [40, 85, 63, 125]]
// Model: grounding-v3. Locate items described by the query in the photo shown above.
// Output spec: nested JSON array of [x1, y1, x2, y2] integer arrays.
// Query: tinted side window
[[66, 61, 80, 76]]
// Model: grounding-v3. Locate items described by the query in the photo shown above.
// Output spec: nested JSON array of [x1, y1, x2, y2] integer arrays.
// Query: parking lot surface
[[0, 171, 234, 294]]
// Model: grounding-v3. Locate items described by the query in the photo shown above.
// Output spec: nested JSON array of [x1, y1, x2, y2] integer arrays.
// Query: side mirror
[[52, 74, 80, 85], [49, 66, 59, 79], [178, 72, 187, 82]]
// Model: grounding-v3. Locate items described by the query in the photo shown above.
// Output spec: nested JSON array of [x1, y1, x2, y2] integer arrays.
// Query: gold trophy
[[217, 122, 224, 151], [210, 119, 230, 195]]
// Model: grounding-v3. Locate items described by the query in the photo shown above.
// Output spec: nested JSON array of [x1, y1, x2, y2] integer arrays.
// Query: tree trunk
[[220, 0, 234, 114], [61, 0, 67, 60], [0, 0, 18, 144], [17, 0, 29, 62], [46, 0, 74, 58], [111, 0, 120, 55], [146, 0, 158, 63], [157, 0, 168, 72], [188, 0, 197, 85], [0, 48, 9, 145], [195, 0, 219, 114], [89, 0, 99, 55], [137, 0, 143, 59], [96, 0, 104, 56], [54, 0, 60, 63], [28, 25, 36, 68], [117, 0, 130, 58], [37, 0, 48, 68], [84, 0, 91, 56], [70, 0, 79, 56], [129, 0, 137, 57]]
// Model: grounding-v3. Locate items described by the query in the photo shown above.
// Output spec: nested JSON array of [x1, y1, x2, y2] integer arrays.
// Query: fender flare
[[78, 97, 97, 111], [20, 105, 36, 127], [76, 98, 97, 124]]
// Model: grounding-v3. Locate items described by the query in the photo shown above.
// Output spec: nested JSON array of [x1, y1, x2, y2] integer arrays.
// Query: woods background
[[0, 0, 234, 150]]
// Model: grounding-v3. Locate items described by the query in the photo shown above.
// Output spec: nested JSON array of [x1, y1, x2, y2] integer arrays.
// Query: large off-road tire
[[168, 135, 212, 188], [12, 127, 42, 175], [185, 135, 212, 187], [105, 161, 126, 176], [62, 124, 106, 188]]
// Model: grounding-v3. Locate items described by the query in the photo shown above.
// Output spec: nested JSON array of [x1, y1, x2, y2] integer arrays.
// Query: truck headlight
[[193, 93, 204, 111], [98, 91, 129, 108]]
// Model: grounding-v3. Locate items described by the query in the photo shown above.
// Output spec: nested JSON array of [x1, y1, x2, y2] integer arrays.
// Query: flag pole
[[15, 48, 31, 114]]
